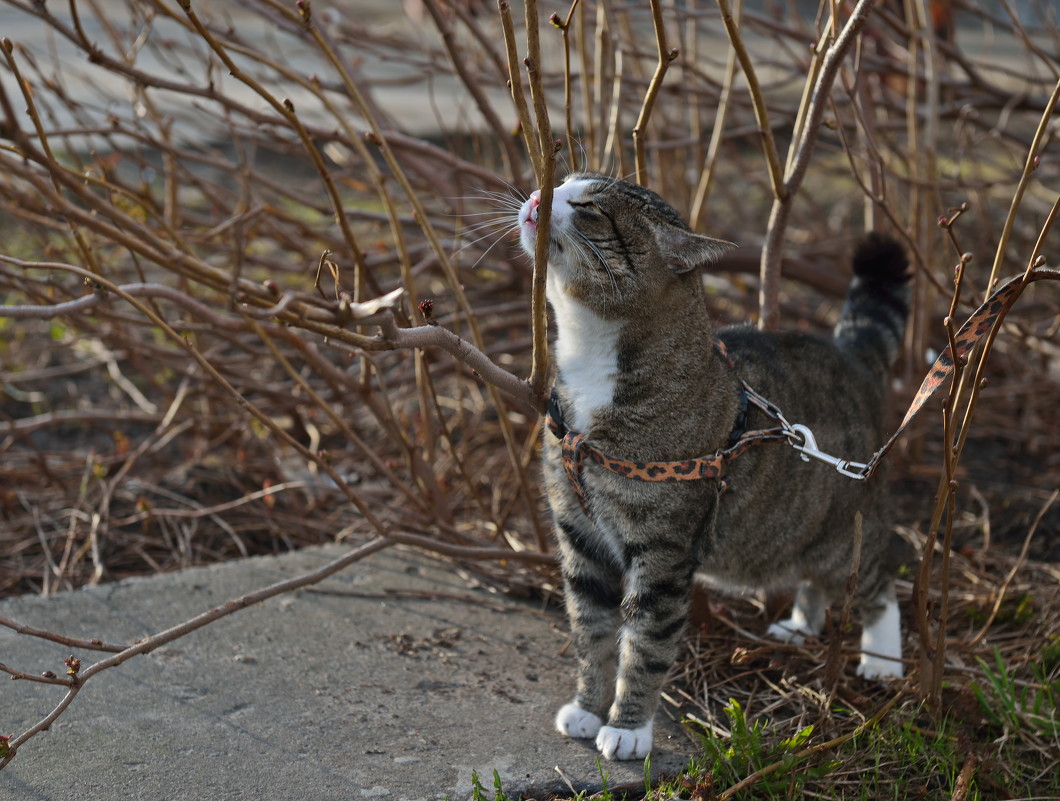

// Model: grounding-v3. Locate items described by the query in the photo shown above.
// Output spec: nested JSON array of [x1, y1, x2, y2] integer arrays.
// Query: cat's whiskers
[[446, 210, 524, 270], [455, 208, 522, 219], [464, 226, 521, 271], [450, 184, 527, 218], [450, 225, 514, 262], [451, 215, 517, 239], [439, 185, 531, 270]]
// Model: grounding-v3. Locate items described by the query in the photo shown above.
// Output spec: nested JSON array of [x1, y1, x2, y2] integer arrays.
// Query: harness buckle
[[787, 424, 870, 480]]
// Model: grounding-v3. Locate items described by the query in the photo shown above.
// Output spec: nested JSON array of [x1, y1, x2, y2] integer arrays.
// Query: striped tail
[[834, 232, 911, 381]]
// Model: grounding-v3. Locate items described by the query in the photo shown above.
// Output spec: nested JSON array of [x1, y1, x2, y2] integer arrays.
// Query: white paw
[[555, 702, 602, 739], [858, 598, 903, 679], [857, 654, 904, 679], [766, 620, 807, 645], [595, 721, 653, 761]]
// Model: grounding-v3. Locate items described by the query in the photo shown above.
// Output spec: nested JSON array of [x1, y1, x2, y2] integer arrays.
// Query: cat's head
[[518, 172, 733, 316]]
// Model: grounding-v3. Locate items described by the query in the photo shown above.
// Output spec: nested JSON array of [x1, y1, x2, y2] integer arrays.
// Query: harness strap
[[545, 385, 788, 515]]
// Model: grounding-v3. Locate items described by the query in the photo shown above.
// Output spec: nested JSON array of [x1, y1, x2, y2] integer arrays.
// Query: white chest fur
[[546, 273, 621, 433], [520, 176, 623, 434]]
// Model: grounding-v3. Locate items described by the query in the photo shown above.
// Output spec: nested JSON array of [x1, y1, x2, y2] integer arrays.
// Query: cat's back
[[718, 323, 887, 428]]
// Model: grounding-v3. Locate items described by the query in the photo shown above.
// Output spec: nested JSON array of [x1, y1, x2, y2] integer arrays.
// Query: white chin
[[519, 226, 536, 256]]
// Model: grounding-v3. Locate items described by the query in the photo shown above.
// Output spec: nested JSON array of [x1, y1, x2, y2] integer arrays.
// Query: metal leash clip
[[786, 424, 870, 481]]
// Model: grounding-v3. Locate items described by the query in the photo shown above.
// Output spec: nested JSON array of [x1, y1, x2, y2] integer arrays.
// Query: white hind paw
[[595, 721, 653, 761], [858, 597, 904, 679], [766, 619, 808, 645], [857, 654, 904, 680], [555, 703, 602, 739]]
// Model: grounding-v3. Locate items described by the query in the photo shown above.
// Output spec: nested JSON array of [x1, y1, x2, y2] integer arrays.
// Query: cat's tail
[[834, 232, 911, 381]]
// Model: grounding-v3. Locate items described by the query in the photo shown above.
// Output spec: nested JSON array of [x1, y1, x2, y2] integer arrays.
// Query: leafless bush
[[1, 0, 1058, 780]]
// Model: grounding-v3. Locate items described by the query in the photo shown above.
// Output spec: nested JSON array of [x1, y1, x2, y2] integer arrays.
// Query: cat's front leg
[[599, 558, 697, 760], [554, 519, 623, 740], [596, 720, 654, 761]]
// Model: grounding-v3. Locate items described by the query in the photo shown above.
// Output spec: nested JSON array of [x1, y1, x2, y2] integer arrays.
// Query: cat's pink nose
[[528, 190, 540, 221]]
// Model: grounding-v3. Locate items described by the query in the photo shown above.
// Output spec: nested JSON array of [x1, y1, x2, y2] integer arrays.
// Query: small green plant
[[596, 758, 611, 797], [686, 699, 831, 797], [971, 647, 1058, 737], [468, 769, 516, 801]]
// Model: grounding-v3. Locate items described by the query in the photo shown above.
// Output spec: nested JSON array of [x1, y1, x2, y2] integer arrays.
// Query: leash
[[546, 266, 1060, 509], [850, 265, 1060, 479]]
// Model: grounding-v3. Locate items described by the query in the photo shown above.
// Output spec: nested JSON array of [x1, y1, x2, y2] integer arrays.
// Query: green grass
[[676, 699, 828, 798], [458, 646, 1060, 800], [971, 647, 1058, 739]]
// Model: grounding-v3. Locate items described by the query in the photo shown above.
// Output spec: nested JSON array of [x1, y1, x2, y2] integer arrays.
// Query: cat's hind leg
[[766, 582, 827, 645], [856, 584, 904, 679]]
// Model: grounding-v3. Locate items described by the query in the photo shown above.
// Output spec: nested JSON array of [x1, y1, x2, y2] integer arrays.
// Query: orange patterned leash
[[856, 266, 1060, 478]]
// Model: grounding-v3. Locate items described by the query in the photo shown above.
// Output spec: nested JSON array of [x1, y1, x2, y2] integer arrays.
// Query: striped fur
[[519, 174, 910, 761], [834, 232, 911, 382]]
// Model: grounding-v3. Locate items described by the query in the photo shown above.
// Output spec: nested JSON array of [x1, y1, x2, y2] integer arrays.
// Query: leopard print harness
[[545, 343, 792, 514]]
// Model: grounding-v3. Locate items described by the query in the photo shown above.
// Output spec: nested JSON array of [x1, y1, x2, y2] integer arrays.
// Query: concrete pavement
[[1, 545, 692, 800]]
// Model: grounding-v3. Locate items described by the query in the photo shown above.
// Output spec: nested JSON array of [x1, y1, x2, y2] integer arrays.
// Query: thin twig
[[632, 0, 677, 186], [0, 616, 125, 653], [714, 0, 784, 201], [758, 0, 876, 331]]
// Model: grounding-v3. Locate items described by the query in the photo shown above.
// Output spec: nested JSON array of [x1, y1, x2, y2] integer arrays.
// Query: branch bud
[[418, 298, 435, 323]]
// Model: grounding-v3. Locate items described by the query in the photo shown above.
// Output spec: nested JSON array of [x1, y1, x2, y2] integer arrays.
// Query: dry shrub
[[1, 0, 1058, 789]]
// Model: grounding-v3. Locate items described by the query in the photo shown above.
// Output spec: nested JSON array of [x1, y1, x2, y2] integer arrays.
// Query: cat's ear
[[657, 227, 736, 274]]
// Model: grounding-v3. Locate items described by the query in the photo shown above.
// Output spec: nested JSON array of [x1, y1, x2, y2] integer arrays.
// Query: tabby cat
[[517, 173, 909, 761]]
